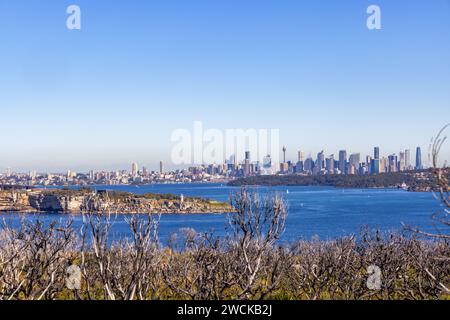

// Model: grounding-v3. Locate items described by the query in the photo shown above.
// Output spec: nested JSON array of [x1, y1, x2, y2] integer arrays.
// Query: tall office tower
[[370, 159, 380, 175], [304, 157, 314, 173], [296, 160, 304, 173], [298, 150, 304, 162], [366, 156, 372, 168], [349, 153, 360, 169], [282, 146, 287, 163], [388, 154, 398, 172], [296, 150, 304, 174], [338, 150, 347, 174], [325, 155, 335, 174], [279, 162, 289, 173], [415, 147, 423, 170], [89, 170, 94, 180], [405, 149, 411, 170], [244, 151, 251, 176], [380, 157, 387, 173], [374, 147, 380, 160], [317, 151, 325, 170], [132, 162, 139, 177], [159, 161, 164, 173], [399, 151, 406, 171]]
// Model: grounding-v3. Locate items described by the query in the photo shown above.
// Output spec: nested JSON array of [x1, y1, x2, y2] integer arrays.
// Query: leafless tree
[[0, 218, 75, 300], [80, 209, 161, 300], [226, 188, 290, 299]]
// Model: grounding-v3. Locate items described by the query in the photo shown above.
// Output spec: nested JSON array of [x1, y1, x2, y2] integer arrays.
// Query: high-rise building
[[132, 162, 139, 177], [159, 161, 163, 173], [279, 162, 289, 173], [366, 156, 372, 171], [374, 147, 380, 160], [370, 159, 380, 175], [388, 154, 398, 172], [317, 151, 325, 171], [405, 149, 411, 170], [349, 153, 360, 171], [244, 151, 251, 176], [416, 147, 423, 170], [338, 150, 347, 174], [298, 150, 304, 162], [325, 154, 335, 174], [282, 146, 287, 163], [296, 151, 304, 174], [399, 151, 405, 171], [304, 157, 314, 173]]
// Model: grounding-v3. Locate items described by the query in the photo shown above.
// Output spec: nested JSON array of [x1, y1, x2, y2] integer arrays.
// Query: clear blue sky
[[0, 0, 449, 172]]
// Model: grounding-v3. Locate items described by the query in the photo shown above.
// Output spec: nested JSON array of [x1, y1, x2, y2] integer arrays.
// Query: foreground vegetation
[[0, 187, 448, 300]]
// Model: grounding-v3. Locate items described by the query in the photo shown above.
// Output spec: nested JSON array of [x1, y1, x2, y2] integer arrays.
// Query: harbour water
[[0, 184, 444, 244]]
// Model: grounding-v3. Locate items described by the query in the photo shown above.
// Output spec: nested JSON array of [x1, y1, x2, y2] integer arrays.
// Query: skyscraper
[[298, 150, 304, 162], [399, 151, 405, 171], [370, 159, 380, 175], [338, 150, 347, 174], [374, 147, 380, 160], [326, 154, 335, 174], [296, 150, 304, 174], [405, 149, 411, 170], [304, 157, 314, 173], [388, 154, 398, 172], [159, 161, 164, 174], [416, 147, 423, 170], [317, 151, 325, 171], [348, 153, 360, 173], [282, 146, 287, 164], [244, 151, 251, 176], [132, 162, 139, 177]]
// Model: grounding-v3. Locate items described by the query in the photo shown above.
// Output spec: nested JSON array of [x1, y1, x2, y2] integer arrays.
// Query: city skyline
[[0, 144, 430, 175], [0, 1, 449, 171], [0, 142, 433, 189]]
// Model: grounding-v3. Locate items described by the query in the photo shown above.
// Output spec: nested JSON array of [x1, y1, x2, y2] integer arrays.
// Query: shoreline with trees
[[228, 170, 440, 192]]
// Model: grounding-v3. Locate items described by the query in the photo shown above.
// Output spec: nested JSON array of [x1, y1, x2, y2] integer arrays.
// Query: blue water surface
[[0, 184, 445, 244]]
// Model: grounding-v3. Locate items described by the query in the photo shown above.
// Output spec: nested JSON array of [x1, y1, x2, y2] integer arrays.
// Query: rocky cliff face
[[0, 189, 232, 214]]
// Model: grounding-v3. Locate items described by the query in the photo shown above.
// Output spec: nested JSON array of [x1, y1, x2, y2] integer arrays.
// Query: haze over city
[[0, 0, 449, 172]]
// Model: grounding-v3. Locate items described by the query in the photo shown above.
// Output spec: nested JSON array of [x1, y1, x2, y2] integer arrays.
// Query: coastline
[[227, 172, 436, 192], [0, 188, 233, 215]]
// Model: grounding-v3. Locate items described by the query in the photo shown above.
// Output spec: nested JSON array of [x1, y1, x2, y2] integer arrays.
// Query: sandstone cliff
[[0, 189, 232, 214]]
